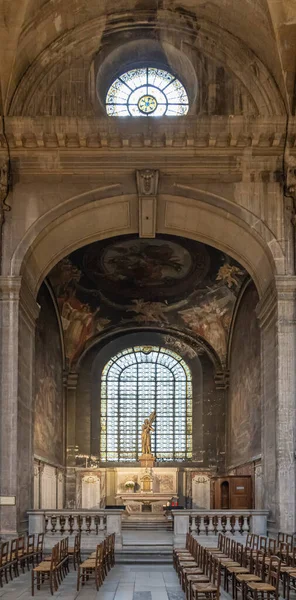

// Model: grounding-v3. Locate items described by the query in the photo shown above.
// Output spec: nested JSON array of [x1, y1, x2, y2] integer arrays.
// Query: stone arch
[[10, 187, 284, 300]]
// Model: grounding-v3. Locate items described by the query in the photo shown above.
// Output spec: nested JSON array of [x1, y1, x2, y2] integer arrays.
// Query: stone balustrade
[[27, 509, 124, 549], [171, 510, 269, 546]]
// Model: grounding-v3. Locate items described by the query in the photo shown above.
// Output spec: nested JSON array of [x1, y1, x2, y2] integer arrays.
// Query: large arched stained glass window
[[100, 346, 192, 462], [106, 68, 189, 117]]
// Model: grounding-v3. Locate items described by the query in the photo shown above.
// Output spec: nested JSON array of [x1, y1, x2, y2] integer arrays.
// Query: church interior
[[0, 0, 296, 597]]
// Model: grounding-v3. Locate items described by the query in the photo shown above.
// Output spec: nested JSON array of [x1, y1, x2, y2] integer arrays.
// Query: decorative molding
[[0, 116, 294, 153], [136, 169, 159, 238], [214, 370, 229, 390]]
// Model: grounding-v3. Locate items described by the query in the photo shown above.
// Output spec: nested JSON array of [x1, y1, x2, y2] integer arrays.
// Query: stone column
[[0, 276, 39, 534], [257, 276, 296, 532], [65, 372, 78, 508]]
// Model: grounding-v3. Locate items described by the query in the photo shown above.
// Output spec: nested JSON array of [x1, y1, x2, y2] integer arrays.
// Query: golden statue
[[141, 410, 156, 455]]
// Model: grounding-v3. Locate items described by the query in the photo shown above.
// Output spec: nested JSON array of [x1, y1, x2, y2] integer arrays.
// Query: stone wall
[[228, 283, 261, 467], [34, 284, 64, 467]]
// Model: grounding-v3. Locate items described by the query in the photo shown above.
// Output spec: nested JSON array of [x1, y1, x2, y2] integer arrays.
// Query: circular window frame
[[105, 66, 190, 117], [94, 39, 198, 116]]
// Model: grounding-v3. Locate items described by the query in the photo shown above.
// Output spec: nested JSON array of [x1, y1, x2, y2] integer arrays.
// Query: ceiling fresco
[[48, 234, 248, 367]]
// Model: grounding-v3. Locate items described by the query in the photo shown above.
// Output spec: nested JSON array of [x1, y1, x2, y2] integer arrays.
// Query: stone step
[[122, 523, 172, 530], [116, 547, 173, 564]]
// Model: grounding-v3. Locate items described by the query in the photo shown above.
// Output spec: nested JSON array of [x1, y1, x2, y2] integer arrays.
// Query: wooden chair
[[177, 539, 200, 582], [0, 542, 10, 586], [233, 550, 265, 600], [77, 543, 104, 591], [191, 554, 221, 600], [8, 538, 19, 580], [184, 542, 210, 600], [68, 533, 81, 570], [58, 537, 69, 581], [18, 534, 34, 573], [25, 534, 36, 570], [31, 543, 59, 596], [245, 555, 281, 600], [173, 533, 195, 570], [33, 533, 44, 565], [17, 535, 26, 572], [224, 543, 250, 593]]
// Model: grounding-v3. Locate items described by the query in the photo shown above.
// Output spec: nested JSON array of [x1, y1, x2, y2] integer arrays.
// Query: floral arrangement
[[124, 480, 135, 489]]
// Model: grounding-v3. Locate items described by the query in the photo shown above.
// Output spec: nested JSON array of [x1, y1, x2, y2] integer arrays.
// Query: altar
[[115, 467, 178, 513]]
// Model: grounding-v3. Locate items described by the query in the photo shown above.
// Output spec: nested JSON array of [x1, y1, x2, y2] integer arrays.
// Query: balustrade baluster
[[72, 515, 78, 533], [216, 515, 223, 533], [225, 516, 231, 534], [99, 515, 105, 531], [51, 515, 57, 534], [199, 516, 207, 535], [233, 515, 240, 535], [190, 516, 197, 534], [208, 515, 215, 535], [78, 514, 85, 533], [56, 515, 62, 535], [242, 515, 250, 534]]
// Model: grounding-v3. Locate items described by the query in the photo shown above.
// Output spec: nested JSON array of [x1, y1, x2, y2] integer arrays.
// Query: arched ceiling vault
[[0, 0, 294, 115]]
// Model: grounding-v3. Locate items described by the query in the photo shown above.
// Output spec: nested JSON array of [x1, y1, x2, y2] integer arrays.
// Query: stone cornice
[[0, 116, 292, 154]]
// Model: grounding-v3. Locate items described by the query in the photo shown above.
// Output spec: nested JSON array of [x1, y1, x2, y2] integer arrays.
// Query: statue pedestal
[[139, 454, 155, 468]]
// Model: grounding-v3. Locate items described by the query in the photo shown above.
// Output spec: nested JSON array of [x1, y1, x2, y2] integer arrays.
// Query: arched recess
[[10, 188, 284, 301], [73, 329, 224, 467], [8, 14, 285, 116]]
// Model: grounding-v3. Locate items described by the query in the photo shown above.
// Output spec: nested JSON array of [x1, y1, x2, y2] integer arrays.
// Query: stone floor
[[0, 565, 185, 600]]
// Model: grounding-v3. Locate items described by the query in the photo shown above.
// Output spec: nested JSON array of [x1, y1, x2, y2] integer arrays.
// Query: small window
[[106, 67, 189, 117]]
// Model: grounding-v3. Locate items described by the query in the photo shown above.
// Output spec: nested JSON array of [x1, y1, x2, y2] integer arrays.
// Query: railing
[[171, 510, 269, 546], [27, 510, 124, 548], [190, 513, 250, 535]]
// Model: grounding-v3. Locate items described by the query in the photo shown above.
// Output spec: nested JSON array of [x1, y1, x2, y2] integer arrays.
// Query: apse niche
[[48, 233, 247, 369]]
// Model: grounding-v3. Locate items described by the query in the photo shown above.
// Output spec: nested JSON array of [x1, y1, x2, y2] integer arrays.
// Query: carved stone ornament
[[0, 160, 8, 202], [285, 151, 296, 202], [82, 475, 99, 484], [194, 475, 210, 484], [136, 169, 159, 196]]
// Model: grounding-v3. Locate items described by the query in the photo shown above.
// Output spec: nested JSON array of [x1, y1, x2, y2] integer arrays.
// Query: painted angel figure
[[141, 410, 156, 455]]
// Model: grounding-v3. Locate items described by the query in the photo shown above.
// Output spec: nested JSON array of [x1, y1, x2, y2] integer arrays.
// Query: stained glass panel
[[106, 67, 189, 118], [100, 346, 192, 461]]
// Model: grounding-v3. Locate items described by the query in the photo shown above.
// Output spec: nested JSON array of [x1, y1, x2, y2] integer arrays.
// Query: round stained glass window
[[106, 67, 189, 117]]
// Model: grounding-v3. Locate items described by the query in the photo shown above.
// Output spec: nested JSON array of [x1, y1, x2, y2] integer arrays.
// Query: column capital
[[0, 276, 40, 324], [66, 372, 79, 389], [0, 276, 22, 300], [275, 275, 296, 300], [256, 276, 296, 328]]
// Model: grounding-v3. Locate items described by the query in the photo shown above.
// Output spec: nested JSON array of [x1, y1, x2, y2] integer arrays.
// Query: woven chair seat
[[236, 574, 261, 582], [187, 575, 209, 582], [183, 568, 204, 574], [192, 582, 218, 592], [33, 563, 55, 572], [179, 561, 198, 567], [247, 582, 276, 591], [80, 559, 96, 567], [227, 567, 249, 574]]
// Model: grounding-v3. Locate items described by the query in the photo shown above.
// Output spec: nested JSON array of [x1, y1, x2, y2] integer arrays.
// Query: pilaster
[[0, 276, 39, 534], [257, 276, 296, 531]]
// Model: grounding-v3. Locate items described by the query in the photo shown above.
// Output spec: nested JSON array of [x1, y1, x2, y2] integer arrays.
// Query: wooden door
[[230, 477, 252, 509]]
